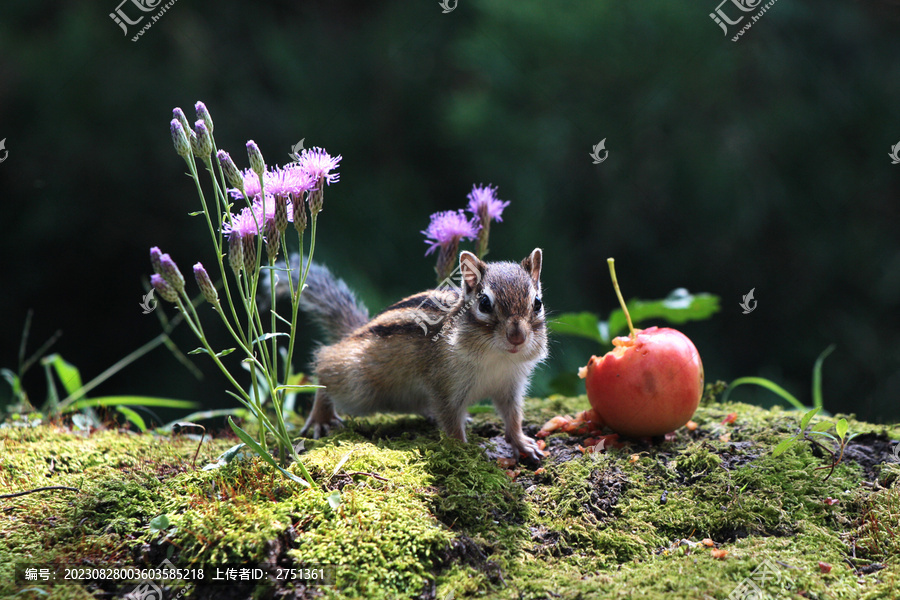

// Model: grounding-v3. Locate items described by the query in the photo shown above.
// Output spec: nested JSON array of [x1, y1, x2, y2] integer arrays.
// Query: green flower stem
[[173, 297, 252, 406], [189, 155, 248, 352], [284, 216, 317, 407]]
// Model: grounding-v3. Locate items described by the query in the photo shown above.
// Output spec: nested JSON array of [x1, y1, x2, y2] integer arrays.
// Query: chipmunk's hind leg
[[299, 389, 343, 438]]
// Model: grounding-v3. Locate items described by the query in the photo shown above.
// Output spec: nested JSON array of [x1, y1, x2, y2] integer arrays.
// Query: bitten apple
[[581, 258, 705, 437], [583, 326, 703, 437]]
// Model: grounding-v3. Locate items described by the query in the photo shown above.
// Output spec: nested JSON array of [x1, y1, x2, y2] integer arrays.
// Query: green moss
[[3, 399, 899, 600]]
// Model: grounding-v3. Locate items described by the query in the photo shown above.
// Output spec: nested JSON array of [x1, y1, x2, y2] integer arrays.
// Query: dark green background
[[2, 1, 899, 424]]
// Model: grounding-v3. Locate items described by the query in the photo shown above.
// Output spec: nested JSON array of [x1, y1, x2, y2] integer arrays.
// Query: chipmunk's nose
[[506, 322, 527, 347]]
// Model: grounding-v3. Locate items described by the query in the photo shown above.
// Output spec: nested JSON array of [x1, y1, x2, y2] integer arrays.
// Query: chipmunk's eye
[[533, 297, 543, 313], [478, 295, 492, 314]]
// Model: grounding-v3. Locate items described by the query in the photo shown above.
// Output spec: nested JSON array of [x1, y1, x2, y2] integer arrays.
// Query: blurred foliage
[[1, 0, 899, 423]]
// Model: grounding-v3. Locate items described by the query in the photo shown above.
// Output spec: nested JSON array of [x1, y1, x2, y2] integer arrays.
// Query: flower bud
[[193, 120, 213, 159], [228, 233, 244, 275], [172, 107, 191, 136], [151, 274, 178, 303], [150, 246, 163, 275], [217, 150, 243, 192], [246, 140, 265, 177], [193, 262, 219, 305], [159, 253, 186, 293], [170, 120, 191, 158], [194, 101, 214, 134]]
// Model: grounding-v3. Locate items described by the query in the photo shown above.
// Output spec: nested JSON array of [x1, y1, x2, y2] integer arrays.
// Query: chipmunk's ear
[[521, 248, 542, 286], [459, 251, 485, 294]]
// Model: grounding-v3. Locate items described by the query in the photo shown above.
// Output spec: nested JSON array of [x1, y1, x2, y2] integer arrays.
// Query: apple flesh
[[583, 326, 703, 437]]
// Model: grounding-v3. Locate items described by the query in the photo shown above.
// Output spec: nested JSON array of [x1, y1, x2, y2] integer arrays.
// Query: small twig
[[333, 471, 389, 482], [0, 486, 80, 499], [172, 422, 206, 469]]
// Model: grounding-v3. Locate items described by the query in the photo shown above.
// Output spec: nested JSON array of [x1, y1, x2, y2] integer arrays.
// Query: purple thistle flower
[[466, 184, 509, 259], [421, 210, 479, 256], [466, 184, 509, 223], [223, 206, 262, 239], [222, 206, 265, 273], [297, 147, 341, 185], [229, 164, 315, 206], [151, 274, 178, 303]]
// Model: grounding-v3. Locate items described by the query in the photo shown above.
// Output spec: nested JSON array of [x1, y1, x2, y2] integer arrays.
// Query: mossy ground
[[2, 388, 899, 600]]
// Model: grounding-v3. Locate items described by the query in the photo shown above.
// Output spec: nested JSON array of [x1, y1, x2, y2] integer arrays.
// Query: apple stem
[[607, 258, 636, 339]]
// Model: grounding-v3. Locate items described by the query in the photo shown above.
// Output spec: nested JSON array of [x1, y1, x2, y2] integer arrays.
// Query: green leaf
[[811, 421, 834, 433], [149, 514, 170, 533], [771, 437, 798, 457], [226, 417, 310, 487], [607, 289, 720, 339], [326, 490, 342, 510], [800, 407, 821, 432], [252, 332, 290, 345], [835, 418, 849, 440], [115, 405, 147, 432], [187, 210, 204, 216], [812, 344, 836, 410], [1, 368, 22, 397], [160, 408, 249, 431], [202, 443, 248, 471], [273, 384, 323, 393], [42, 354, 84, 399], [548, 312, 606, 344], [188, 347, 236, 357], [67, 396, 199, 412], [721, 377, 805, 410]]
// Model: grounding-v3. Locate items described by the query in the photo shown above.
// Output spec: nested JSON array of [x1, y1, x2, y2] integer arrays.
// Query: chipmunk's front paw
[[510, 434, 544, 463]]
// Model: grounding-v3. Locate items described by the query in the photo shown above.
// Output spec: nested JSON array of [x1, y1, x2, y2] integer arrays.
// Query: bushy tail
[[296, 262, 370, 342]]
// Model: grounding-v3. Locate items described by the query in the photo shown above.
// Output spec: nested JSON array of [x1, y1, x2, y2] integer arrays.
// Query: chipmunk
[[285, 249, 548, 461]]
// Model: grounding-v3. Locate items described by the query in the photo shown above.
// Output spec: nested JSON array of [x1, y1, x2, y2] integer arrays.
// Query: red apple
[[583, 326, 703, 437]]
